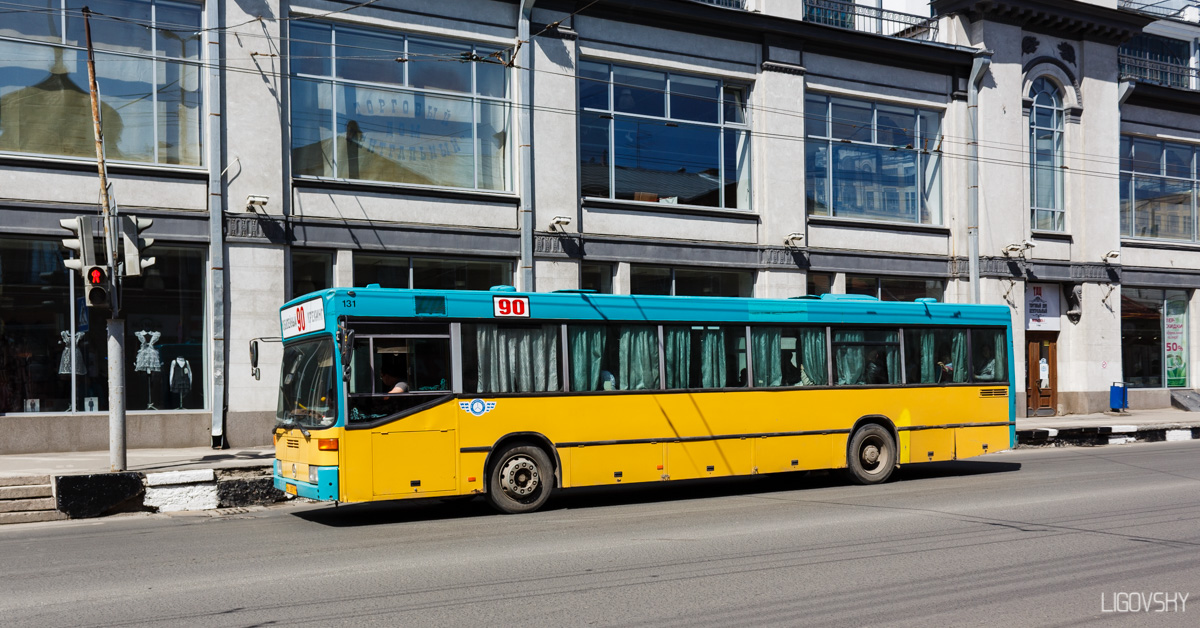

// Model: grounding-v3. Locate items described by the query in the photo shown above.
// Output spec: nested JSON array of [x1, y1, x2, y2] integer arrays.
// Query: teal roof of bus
[[282, 287, 1012, 334]]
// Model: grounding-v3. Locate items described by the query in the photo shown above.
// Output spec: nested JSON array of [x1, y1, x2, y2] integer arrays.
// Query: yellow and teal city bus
[[269, 286, 1015, 514]]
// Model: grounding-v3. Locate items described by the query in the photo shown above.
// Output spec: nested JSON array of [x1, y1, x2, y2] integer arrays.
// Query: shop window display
[[0, 238, 206, 413]]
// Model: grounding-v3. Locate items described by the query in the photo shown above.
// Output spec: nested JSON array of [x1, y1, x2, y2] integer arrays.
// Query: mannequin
[[59, 330, 85, 412], [169, 356, 192, 409], [134, 331, 162, 410]]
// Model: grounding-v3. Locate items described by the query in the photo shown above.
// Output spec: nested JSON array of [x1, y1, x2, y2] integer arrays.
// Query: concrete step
[[0, 510, 68, 525], [0, 485, 53, 500], [0, 497, 57, 513], [0, 475, 51, 488]]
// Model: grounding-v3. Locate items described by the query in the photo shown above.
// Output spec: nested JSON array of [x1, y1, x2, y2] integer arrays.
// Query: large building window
[[847, 275, 944, 301], [289, 22, 511, 191], [578, 61, 750, 209], [805, 93, 942, 225], [1029, 77, 1064, 231], [0, 0, 204, 165], [1119, 34, 1191, 90], [630, 265, 753, 297], [1122, 288, 1189, 388], [352, 253, 512, 291], [0, 238, 207, 414], [1120, 136, 1196, 241]]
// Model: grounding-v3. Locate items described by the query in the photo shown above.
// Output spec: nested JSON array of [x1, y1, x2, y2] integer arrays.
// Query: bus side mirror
[[338, 327, 355, 382], [250, 340, 261, 381]]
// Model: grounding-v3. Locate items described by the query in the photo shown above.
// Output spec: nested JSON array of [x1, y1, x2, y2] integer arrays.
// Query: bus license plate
[[285, 484, 297, 495]]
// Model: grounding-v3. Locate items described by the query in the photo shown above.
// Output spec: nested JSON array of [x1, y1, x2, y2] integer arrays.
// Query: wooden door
[[1026, 332, 1058, 416]]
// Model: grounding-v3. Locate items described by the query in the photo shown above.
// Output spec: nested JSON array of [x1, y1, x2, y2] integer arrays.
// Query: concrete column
[[334, 249, 354, 288]]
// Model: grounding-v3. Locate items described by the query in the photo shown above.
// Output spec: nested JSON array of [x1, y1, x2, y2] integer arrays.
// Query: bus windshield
[[277, 337, 339, 429]]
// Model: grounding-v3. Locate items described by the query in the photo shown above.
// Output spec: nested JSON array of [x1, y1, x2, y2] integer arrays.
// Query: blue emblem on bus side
[[459, 399, 496, 417]]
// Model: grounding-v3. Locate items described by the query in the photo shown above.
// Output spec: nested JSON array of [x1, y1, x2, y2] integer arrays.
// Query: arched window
[[1029, 78, 1064, 231]]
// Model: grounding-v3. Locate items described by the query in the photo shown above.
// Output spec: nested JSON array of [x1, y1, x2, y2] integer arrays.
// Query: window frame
[[577, 60, 752, 210], [287, 20, 514, 192], [1120, 135, 1198, 242], [805, 92, 943, 225], [0, 0, 206, 167], [1028, 77, 1065, 232]]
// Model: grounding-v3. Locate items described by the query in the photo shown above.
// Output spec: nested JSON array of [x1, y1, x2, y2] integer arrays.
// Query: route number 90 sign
[[493, 295, 530, 318]]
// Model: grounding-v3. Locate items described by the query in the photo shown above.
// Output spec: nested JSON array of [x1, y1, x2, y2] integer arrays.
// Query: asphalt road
[[3, 441, 1199, 627]]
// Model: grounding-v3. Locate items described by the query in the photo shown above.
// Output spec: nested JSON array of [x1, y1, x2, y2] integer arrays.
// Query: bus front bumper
[[274, 460, 339, 501]]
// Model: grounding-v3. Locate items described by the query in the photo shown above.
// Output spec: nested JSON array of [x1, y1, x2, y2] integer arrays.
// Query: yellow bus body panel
[[273, 427, 342, 485], [322, 385, 1010, 503]]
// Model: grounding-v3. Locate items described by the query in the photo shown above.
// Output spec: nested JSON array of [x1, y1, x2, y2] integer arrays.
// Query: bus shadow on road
[[292, 458, 1021, 527]]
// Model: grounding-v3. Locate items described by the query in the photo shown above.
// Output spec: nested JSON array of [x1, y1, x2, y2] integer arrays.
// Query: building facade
[[2, 0, 1199, 453]]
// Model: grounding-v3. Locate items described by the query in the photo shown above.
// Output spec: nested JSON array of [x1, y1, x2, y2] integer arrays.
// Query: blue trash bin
[[1109, 382, 1127, 412]]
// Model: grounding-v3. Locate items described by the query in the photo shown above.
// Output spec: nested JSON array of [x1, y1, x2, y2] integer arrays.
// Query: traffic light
[[121, 215, 155, 276], [60, 216, 98, 273], [84, 265, 111, 308]]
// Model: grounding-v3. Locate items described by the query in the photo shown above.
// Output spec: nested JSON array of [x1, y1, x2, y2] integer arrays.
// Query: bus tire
[[487, 444, 554, 514], [846, 424, 896, 485]]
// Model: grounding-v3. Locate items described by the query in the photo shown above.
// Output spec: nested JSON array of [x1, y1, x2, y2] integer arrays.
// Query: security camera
[[785, 232, 805, 247], [1103, 250, 1120, 263], [1002, 243, 1025, 256], [245, 195, 268, 212], [549, 215, 572, 232]]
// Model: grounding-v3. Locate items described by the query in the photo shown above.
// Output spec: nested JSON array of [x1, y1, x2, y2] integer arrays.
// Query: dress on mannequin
[[134, 331, 162, 410], [169, 357, 192, 409]]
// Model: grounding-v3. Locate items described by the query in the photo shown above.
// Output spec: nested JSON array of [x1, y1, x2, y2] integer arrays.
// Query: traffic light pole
[[84, 7, 125, 472]]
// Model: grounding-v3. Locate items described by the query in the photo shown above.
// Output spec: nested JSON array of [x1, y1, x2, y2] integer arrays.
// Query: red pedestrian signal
[[83, 265, 111, 308]]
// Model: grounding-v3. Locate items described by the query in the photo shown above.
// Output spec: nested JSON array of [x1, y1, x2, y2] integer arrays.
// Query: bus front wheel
[[487, 445, 554, 514], [846, 424, 896, 485]]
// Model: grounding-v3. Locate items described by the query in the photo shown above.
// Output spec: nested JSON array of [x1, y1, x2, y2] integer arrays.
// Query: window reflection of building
[[0, 1, 203, 165], [1120, 136, 1197, 242], [289, 22, 511, 191], [805, 93, 942, 225], [577, 61, 751, 210]]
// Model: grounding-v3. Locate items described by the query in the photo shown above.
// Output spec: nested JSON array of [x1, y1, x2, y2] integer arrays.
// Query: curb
[[1018, 426, 1200, 448], [52, 465, 289, 520]]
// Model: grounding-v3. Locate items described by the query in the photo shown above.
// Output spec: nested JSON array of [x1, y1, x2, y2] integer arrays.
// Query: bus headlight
[[308, 466, 321, 484]]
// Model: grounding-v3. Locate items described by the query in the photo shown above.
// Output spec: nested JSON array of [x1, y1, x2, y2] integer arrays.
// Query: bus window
[[618, 325, 659, 390], [751, 326, 827, 387], [904, 329, 967, 384], [971, 329, 1007, 382], [664, 325, 744, 389], [833, 329, 900, 385], [568, 325, 616, 391], [347, 329, 452, 425], [277, 337, 338, 429], [463, 324, 562, 393]]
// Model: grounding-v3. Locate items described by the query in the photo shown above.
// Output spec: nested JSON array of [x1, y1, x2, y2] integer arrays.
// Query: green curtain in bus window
[[664, 327, 691, 389], [619, 325, 660, 390], [994, 332, 1008, 382], [918, 330, 936, 383], [568, 325, 606, 391], [752, 327, 783, 387], [834, 330, 865, 385], [885, 347, 901, 385], [799, 328, 827, 385], [951, 331, 968, 383], [474, 324, 560, 393], [699, 327, 727, 388]]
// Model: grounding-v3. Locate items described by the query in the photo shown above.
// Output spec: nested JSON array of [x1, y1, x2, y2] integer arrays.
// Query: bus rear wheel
[[846, 424, 896, 485], [487, 445, 554, 514]]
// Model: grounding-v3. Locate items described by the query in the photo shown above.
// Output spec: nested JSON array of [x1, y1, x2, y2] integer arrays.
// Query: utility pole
[[83, 6, 126, 472]]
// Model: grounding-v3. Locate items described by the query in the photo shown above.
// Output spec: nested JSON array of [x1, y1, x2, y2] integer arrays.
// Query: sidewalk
[[0, 446, 273, 479], [1016, 407, 1200, 446]]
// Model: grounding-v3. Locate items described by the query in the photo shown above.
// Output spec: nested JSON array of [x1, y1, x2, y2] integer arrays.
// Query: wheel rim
[[498, 455, 540, 499], [858, 434, 890, 476]]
